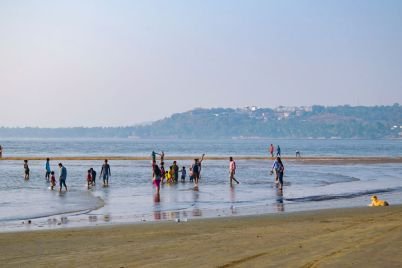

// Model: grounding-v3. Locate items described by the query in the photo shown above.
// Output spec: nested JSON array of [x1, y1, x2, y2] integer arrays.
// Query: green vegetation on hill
[[132, 104, 401, 139], [0, 104, 401, 139]]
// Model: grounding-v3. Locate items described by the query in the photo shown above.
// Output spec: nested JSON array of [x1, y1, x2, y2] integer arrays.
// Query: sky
[[0, 0, 401, 127]]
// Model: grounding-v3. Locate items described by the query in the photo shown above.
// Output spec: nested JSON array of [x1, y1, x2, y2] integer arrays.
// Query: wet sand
[[1, 155, 402, 164], [1, 206, 401, 267]]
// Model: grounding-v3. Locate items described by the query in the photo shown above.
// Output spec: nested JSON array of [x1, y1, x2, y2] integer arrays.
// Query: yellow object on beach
[[369, 195, 389, 207]]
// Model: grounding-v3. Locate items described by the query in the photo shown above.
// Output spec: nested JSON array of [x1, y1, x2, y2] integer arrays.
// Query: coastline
[[1, 155, 402, 164], [1, 205, 401, 267]]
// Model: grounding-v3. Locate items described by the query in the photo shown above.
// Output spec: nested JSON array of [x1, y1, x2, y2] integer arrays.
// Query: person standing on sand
[[45, 158, 51, 182], [24, 160, 30, 180], [276, 145, 281, 157], [58, 163, 68, 192], [229, 157, 239, 185], [100, 159, 111, 186], [269, 144, 274, 158], [0, 145, 3, 158]]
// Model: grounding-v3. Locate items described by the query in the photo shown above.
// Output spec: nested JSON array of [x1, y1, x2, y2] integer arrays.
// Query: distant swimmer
[[229, 157, 239, 185], [24, 160, 30, 180], [369, 195, 389, 207]]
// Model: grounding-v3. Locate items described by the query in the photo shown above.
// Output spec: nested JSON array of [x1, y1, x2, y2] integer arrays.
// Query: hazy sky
[[0, 0, 401, 127]]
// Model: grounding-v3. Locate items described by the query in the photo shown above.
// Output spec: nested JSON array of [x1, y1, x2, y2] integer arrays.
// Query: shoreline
[[1, 205, 401, 267], [1, 155, 402, 164]]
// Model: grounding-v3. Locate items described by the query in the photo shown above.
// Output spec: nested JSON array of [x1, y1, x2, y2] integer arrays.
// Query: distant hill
[[131, 104, 402, 139], [0, 104, 401, 139]]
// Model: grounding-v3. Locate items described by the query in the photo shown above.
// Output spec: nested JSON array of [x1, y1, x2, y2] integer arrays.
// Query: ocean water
[[0, 138, 401, 157], [0, 138, 401, 232]]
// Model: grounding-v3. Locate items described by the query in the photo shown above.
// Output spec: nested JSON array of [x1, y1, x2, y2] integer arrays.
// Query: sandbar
[[1, 155, 401, 165]]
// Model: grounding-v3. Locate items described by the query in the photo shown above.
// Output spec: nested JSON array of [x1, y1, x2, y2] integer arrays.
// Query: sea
[[0, 138, 401, 232]]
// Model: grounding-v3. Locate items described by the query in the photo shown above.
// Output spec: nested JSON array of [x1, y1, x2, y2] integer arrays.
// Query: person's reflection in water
[[230, 185, 237, 215], [192, 188, 202, 217], [153, 192, 161, 220], [101, 185, 112, 222], [275, 189, 285, 212]]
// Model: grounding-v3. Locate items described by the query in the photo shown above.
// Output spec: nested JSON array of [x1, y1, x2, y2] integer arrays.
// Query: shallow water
[[0, 157, 401, 232]]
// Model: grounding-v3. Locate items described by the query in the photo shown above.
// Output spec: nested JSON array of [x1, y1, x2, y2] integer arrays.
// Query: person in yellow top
[[369, 195, 389, 206]]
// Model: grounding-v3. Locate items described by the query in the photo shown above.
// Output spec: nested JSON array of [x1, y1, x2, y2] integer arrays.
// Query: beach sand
[[1, 206, 401, 267]]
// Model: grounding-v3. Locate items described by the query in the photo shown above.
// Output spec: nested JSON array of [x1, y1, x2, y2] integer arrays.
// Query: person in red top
[[50, 171, 56, 190], [269, 144, 274, 158], [229, 157, 239, 185], [87, 169, 93, 189]]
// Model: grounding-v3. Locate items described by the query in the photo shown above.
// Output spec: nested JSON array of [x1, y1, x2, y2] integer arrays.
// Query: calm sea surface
[[0, 138, 401, 232]]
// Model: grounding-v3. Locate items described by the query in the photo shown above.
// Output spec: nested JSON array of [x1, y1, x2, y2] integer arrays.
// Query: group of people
[[23, 159, 112, 192], [22, 149, 286, 194], [151, 152, 205, 193], [269, 144, 281, 157]]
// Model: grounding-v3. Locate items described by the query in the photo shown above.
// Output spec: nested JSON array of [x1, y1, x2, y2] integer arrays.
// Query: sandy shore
[[1, 206, 401, 267], [1, 155, 402, 164]]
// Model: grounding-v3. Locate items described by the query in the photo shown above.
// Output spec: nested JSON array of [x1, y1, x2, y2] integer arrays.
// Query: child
[[168, 166, 174, 183], [87, 169, 93, 189], [180, 166, 186, 182], [50, 171, 56, 190], [165, 171, 171, 183], [189, 167, 194, 182]]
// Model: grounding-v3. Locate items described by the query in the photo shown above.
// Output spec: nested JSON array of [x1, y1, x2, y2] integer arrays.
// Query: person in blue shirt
[[45, 158, 51, 182], [58, 163, 68, 192], [271, 157, 284, 190], [276, 145, 281, 157]]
